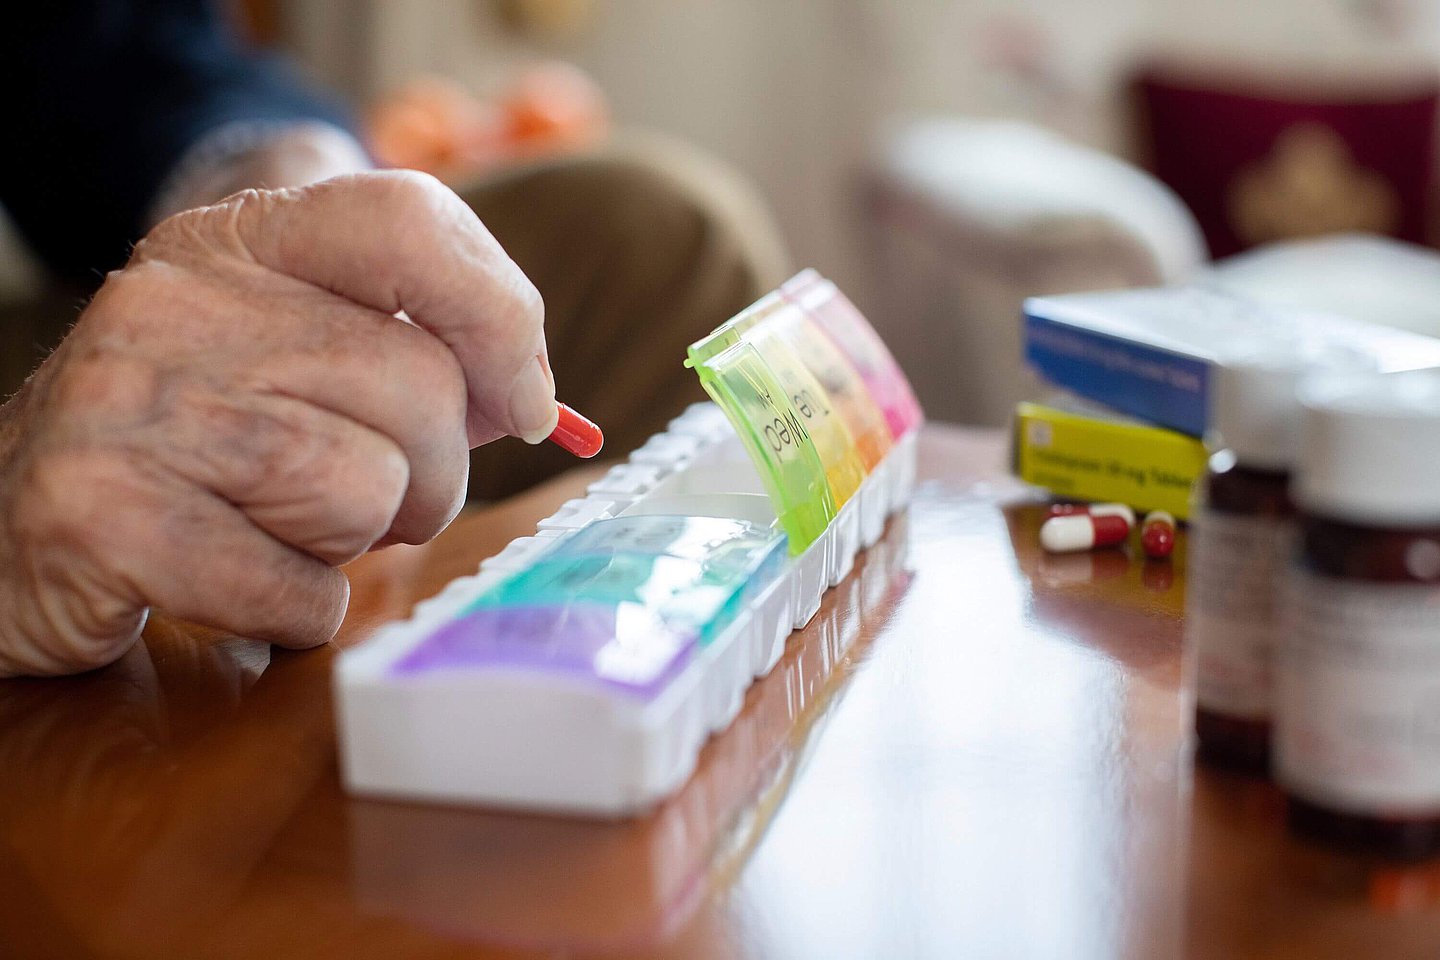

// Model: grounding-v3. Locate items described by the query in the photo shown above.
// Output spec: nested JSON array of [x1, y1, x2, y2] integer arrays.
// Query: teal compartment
[[469, 516, 786, 644], [556, 515, 782, 578]]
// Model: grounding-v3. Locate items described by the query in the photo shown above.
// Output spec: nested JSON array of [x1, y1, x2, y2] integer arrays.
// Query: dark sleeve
[[0, 0, 359, 283]]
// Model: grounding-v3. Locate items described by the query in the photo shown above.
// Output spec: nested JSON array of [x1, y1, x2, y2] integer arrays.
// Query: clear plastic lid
[[689, 338, 835, 553]]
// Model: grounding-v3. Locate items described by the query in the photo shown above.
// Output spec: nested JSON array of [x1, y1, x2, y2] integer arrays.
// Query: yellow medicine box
[[1011, 401, 1207, 520]]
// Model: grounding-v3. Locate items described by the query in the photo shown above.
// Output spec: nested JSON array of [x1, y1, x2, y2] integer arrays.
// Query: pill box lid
[[1210, 339, 1373, 469], [1296, 369, 1440, 524]]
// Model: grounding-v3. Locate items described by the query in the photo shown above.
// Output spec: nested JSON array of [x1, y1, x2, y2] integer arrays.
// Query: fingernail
[[509, 355, 558, 444]]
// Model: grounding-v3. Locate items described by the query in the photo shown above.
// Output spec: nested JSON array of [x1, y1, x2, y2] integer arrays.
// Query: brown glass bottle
[[1279, 368, 1440, 861], [1187, 345, 1320, 782], [1192, 453, 1294, 776], [1283, 515, 1440, 861]]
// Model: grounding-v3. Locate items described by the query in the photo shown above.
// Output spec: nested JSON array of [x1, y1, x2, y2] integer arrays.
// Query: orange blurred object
[[366, 64, 608, 178], [502, 62, 608, 144]]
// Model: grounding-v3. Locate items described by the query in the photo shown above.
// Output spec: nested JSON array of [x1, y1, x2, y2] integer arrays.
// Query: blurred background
[[8, 0, 1440, 426]]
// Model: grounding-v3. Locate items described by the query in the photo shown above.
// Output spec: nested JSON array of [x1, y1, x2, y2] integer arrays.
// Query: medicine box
[[1011, 400, 1207, 520], [1023, 286, 1440, 437]]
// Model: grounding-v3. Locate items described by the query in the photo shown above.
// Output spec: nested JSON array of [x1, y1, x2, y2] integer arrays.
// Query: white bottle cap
[[1209, 339, 1373, 471], [1296, 369, 1440, 525]]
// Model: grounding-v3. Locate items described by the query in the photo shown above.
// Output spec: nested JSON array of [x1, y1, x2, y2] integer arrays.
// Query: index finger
[[222, 171, 557, 445]]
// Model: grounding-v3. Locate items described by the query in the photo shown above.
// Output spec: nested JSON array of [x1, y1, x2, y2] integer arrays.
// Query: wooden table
[[4, 425, 1440, 959]]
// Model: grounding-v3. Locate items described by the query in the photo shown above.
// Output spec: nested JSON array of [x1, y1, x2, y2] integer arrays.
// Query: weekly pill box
[[336, 272, 923, 817], [345, 527, 913, 952]]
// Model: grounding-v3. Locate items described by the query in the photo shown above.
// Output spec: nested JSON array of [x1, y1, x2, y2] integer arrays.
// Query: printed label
[[1188, 509, 1291, 718], [1276, 569, 1440, 812], [748, 324, 865, 508], [772, 309, 891, 470]]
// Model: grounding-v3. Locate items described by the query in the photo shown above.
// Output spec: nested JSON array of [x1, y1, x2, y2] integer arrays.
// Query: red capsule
[[1039, 513, 1130, 553], [1141, 510, 1176, 560], [547, 402, 604, 458]]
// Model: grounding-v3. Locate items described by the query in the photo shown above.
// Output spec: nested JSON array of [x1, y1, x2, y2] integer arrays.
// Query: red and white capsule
[[1047, 502, 1137, 528], [1140, 510, 1176, 560], [1039, 513, 1131, 553]]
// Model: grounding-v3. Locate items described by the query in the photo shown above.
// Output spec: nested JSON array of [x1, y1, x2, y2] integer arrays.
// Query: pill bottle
[[1187, 347, 1306, 775], [1278, 370, 1440, 860]]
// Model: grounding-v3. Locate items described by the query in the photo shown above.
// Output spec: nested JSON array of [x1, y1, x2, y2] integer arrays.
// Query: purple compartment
[[391, 602, 695, 699]]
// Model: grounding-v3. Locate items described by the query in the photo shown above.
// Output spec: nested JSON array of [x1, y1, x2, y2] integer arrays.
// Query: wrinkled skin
[[0, 170, 558, 676]]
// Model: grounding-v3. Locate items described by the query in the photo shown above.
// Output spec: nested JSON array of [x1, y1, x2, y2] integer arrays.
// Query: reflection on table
[[5, 427, 1440, 959]]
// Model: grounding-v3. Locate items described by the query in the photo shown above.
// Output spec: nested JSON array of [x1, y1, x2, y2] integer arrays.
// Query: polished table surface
[[5, 424, 1440, 959]]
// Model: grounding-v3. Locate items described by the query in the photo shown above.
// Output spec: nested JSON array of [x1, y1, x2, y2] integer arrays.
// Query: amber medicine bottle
[[1188, 348, 1304, 775], [1279, 370, 1440, 860]]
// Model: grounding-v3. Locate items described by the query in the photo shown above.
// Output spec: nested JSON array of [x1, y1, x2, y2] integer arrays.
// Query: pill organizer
[[335, 270, 923, 817], [346, 525, 913, 951]]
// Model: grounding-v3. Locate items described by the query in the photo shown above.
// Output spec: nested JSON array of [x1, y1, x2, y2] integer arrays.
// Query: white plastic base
[[335, 403, 919, 817]]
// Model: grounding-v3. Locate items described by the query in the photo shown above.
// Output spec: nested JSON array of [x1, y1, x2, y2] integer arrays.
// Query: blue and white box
[[1023, 286, 1440, 437]]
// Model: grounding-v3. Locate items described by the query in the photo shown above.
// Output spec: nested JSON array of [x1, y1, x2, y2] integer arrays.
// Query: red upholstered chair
[[1131, 62, 1440, 258]]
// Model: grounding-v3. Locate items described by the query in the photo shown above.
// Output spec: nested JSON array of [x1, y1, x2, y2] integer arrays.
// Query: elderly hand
[[146, 123, 376, 226], [0, 171, 557, 676]]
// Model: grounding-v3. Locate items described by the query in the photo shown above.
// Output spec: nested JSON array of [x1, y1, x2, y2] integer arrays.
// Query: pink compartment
[[781, 270, 924, 438]]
